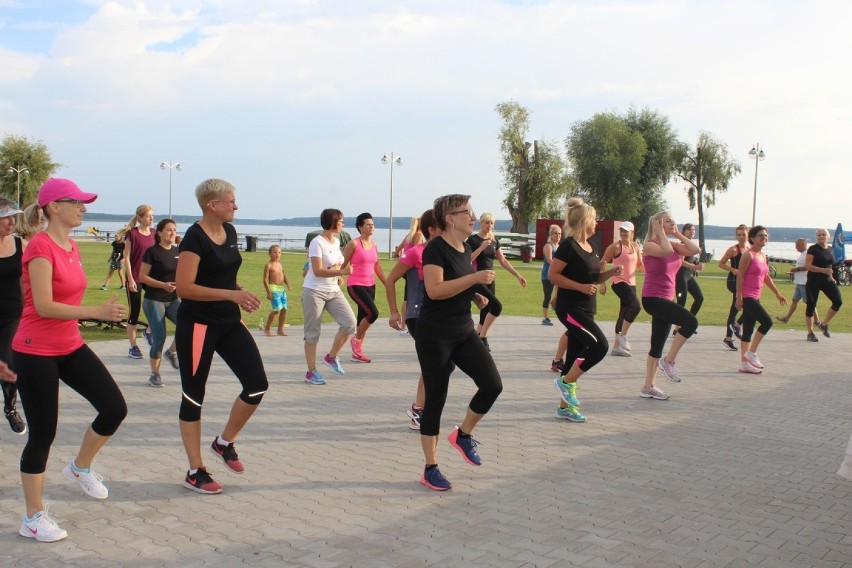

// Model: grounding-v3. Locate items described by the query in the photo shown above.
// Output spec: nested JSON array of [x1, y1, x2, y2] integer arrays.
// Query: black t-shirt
[[177, 222, 241, 325], [418, 237, 477, 340], [553, 237, 600, 315], [142, 244, 180, 303], [109, 240, 125, 262], [466, 233, 499, 271], [0, 237, 22, 323], [807, 244, 834, 284]]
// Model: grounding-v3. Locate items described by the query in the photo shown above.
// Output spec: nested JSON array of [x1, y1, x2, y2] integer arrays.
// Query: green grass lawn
[[76, 241, 851, 342]]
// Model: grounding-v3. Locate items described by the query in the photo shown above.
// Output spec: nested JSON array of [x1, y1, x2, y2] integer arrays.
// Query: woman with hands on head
[[174, 179, 268, 495], [13, 179, 128, 542], [639, 211, 701, 401], [549, 197, 622, 422], [467, 212, 527, 350], [600, 220, 643, 357], [415, 195, 503, 492], [734, 226, 786, 374]]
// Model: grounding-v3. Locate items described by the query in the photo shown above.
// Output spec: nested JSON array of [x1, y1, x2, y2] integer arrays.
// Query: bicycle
[[78, 318, 147, 331], [834, 262, 852, 286]]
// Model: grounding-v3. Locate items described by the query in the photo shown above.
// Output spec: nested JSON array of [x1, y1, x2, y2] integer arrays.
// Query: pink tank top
[[741, 252, 768, 299], [641, 246, 681, 299], [611, 242, 638, 286], [347, 238, 379, 287]]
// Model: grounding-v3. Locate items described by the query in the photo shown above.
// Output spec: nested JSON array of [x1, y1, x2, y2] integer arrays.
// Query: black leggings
[[611, 282, 640, 334], [541, 279, 555, 309], [0, 318, 19, 410], [176, 317, 268, 422], [642, 297, 697, 359], [347, 285, 379, 326], [725, 278, 743, 338], [805, 277, 843, 317], [125, 287, 143, 326], [14, 345, 127, 474], [554, 306, 608, 373], [477, 282, 503, 326], [415, 329, 503, 436], [676, 277, 704, 316], [741, 297, 772, 342]]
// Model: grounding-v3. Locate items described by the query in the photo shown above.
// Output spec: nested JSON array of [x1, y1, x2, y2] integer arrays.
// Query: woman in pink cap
[[13, 179, 127, 542]]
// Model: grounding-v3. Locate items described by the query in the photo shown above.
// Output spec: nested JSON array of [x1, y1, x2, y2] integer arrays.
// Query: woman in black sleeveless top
[[0, 197, 27, 434]]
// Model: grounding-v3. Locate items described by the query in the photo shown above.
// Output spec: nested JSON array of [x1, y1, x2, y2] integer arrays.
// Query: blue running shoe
[[555, 405, 586, 422], [553, 377, 579, 406], [143, 327, 153, 347], [128, 345, 143, 359], [323, 354, 345, 375], [447, 426, 481, 466], [420, 466, 451, 491], [305, 369, 326, 385]]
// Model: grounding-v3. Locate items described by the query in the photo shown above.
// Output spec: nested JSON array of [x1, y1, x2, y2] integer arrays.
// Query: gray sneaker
[[164, 348, 179, 369], [148, 373, 164, 388]]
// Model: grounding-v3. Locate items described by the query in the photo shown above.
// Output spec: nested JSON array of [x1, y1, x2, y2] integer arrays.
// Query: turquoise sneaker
[[323, 354, 345, 375], [555, 405, 586, 422], [553, 377, 579, 406], [304, 369, 326, 385]]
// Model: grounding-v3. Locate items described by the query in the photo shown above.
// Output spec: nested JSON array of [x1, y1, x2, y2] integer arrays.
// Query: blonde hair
[[735, 224, 749, 236], [564, 197, 596, 240], [195, 179, 236, 208], [13, 203, 44, 239], [119, 204, 154, 235], [404, 217, 420, 243], [479, 212, 495, 240], [268, 244, 281, 254], [645, 211, 671, 242]]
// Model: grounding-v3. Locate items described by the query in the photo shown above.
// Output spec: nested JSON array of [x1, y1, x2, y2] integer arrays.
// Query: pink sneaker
[[350, 338, 371, 363]]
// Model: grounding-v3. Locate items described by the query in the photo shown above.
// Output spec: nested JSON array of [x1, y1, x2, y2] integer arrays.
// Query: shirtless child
[[262, 245, 291, 336]]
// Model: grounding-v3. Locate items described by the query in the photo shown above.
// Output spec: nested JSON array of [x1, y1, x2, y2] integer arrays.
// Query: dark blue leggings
[[642, 297, 697, 359], [555, 306, 608, 373]]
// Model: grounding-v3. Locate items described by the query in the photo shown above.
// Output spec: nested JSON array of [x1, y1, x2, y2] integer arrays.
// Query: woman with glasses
[[415, 196, 502, 491], [341, 212, 385, 363], [601, 221, 643, 357], [174, 179, 268, 495], [735, 226, 786, 374], [467, 212, 527, 351], [718, 224, 750, 351], [540, 224, 561, 326], [804, 228, 843, 341], [13, 179, 127, 542]]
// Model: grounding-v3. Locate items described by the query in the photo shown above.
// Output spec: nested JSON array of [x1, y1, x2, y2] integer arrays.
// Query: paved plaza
[[0, 316, 850, 567]]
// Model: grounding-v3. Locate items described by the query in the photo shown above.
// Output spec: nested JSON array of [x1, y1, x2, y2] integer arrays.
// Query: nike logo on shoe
[[27, 526, 37, 535]]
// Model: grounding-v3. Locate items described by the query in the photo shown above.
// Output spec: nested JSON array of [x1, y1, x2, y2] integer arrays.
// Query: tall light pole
[[381, 153, 403, 259], [160, 161, 182, 219], [748, 144, 766, 227], [8, 165, 28, 206]]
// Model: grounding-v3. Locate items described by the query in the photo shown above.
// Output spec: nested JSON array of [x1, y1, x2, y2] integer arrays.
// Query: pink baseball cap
[[37, 178, 98, 208]]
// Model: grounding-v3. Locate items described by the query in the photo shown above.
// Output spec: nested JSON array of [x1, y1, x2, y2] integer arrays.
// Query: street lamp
[[748, 144, 766, 227], [160, 160, 182, 219], [381, 153, 403, 259], [8, 166, 28, 206]]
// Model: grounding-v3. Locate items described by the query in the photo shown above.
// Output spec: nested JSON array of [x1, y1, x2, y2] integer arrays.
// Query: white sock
[[217, 435, 231, 446]]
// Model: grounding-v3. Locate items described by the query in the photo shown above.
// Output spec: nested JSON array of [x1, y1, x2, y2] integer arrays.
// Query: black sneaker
[[722, 338, 737, 351], [807, 332, 819, 343], [550, 359, 564, 373], [183, 467, 223, 494], [5, 407, 26, 435], [211, 438, 245, 473], [819, 323, 831, 338], [729, 323, 743, 340]]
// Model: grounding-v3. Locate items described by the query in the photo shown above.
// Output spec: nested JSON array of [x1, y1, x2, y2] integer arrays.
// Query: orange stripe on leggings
[[192, 322, 208, 377]]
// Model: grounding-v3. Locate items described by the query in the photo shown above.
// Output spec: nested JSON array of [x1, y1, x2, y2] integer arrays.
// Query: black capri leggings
[[805, 277, 843, 317], [126, 287, 143, 326], [541, 279, 555, 309], [741, 297, 772, 342], [0, 317, 19, 410], [477, 282, 503, 326], [554, 306, 608, 373], [176, 317, 268, 422], [611, 282, 641, 334], [642, 297, 698, 359], [415, 329, 503, 436], [676, 276, 704, 316], [347, 285, 379, 326], [725, 277, 743, 338], [14, 345, 127, 474]]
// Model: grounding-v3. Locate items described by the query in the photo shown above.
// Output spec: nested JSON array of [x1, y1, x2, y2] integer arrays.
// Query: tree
[[624, 107, 678, 239], [565, 112, 646, 223], [672, 131, 742, 256], [0, 134, 61, 206], [495, 101, 571, 233]]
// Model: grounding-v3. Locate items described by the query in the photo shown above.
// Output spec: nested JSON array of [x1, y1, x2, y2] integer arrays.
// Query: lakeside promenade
[[0, 316, 850, 567]]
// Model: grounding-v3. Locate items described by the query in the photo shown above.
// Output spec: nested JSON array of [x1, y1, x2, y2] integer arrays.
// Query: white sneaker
[[611, 345, 631, 357], [19, 507, 68, 542], [62, 460, 108, 499], [739, 361, 763, 374], [619, 335, 632, 352], [743, 351, 764, 369], [658, 359, 681, 383]]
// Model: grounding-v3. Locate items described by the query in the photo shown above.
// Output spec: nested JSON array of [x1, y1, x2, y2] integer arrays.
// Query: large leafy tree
[[565, 112, 647, 223], [496, 101, 571, 233], [0, 134, 61, 206], [672, 131, 742, 256], [624, 107, 678, 239]]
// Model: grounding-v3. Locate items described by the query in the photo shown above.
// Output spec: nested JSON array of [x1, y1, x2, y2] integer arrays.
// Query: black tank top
[[727, 245, 743, 283], [0, 237, 23, 323]]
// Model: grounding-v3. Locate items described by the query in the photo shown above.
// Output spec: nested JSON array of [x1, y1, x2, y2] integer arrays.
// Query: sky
[[0, 0, 849, 229]]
